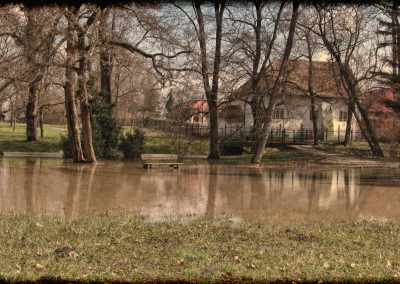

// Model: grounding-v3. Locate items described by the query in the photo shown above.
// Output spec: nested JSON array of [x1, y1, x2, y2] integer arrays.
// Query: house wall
[[218, 95, 360, 139]]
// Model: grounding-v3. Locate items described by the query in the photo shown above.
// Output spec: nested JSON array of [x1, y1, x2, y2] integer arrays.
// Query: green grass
[[0, 123, 66, 152], [0, 213, 399, 282], [126, 127, 209, 156], [212, 148, 319, 166], [0, 123, 209, 156], [315, 141, 400, 159]]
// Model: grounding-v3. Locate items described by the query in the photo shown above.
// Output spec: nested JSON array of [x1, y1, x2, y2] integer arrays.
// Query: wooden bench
[[141, 154, 183, 169]]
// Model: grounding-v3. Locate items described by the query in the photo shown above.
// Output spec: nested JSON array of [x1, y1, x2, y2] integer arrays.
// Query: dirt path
[[290, 145, 399, 168]]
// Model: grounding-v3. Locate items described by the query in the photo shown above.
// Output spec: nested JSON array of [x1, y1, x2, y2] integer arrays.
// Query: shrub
[[60, 134, 72, 158], [119, 129, 145, 160], [90, 91, 123, 160]]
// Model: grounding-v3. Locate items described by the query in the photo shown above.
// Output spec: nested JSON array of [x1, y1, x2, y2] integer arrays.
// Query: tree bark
[[99, 6, 113, 105], [39, 107, 44, 138], [26, 75, 42, 141], [76, 23, 96, 163], [251, 1, 300, 164], [65, 6, 85, 163]]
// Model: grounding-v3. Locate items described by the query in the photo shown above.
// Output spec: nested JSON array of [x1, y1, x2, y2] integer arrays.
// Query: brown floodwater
[[0, 157, 399, 222]]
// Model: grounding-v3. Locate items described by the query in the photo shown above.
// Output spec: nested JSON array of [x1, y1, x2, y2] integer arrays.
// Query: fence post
[[283, 128, 286, 143], [338, 125, 340, 141]]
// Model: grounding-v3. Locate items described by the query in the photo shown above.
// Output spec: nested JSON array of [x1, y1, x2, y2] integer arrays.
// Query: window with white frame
[[339, 110, 348, 122], [309, 110, 319, 120], [273, 108, 284, 119]]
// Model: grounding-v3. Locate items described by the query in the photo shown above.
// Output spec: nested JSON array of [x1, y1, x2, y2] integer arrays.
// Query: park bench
[[141, 154, 183, 169]]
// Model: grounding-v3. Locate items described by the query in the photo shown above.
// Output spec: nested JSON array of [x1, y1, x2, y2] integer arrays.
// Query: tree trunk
[[71, 7, 97, 163], [26, 76, 42, 141], [354, 99, 384, 156], [65, 6, 85, 163], [343, 102, 354, 146], [80, 99, 96, 162], [251, 0, 300, 164], [306, 33, 318, 146], [99, 6, 113, 105], [194, 0, 225, 160], [341, 64, 383, 156], [250, 93, 264, 153], [39, 107, 44, 138], [208, 98, 220, 159], [10, 100, 14, 127], [311, 96, 318, 145]]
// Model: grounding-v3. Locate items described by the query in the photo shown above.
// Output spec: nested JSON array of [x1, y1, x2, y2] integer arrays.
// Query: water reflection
[[0, 158, 399, 222]]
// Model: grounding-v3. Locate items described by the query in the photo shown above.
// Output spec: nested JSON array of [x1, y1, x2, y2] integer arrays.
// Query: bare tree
[[314, 4, 384, 157], [64, 5, 85, 162], [226, 1, 285, 151], [251, 0, 300, 164], [296, 11, 321, 145]]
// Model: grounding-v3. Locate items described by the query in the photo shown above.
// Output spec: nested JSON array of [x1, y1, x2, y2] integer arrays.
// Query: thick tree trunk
[[99, 6, 113, 105], [251, 1, 299, 164], [74, 9, 97, 163], [100, 51, 112, 105], [39, 107, 44, 138], [208, 98, 220, 159], [194, 0, 224, 160], [250, 96, 264, 153], [26, 76, 42, 141], [251, 97, 276, 163], [65, 7, 85, 163], [80, 99, 96, 162]]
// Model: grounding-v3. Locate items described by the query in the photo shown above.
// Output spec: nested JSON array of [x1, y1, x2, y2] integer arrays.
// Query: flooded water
[[0, 157, 399, 222]]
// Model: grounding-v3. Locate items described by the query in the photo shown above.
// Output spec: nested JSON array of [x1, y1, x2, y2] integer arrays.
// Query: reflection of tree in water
[[205, 165, 217, 218], [64, 164, 97, 219], [24, 160, 37, 215]]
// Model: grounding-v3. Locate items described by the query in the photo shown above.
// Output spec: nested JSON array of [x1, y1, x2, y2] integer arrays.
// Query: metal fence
[[219, 126, 364, 144], [131, 118, 365, 144]]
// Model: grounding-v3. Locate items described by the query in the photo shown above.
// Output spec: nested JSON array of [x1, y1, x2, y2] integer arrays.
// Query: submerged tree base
[[0, 213, 399, 282]]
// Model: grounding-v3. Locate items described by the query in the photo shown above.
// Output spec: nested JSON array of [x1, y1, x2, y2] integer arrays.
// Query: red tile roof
[[361, 88, 396, 114], [234, 59, 345, 99]]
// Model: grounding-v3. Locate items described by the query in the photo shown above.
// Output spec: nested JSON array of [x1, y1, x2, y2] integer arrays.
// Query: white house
[[218, 59, 360, 141]]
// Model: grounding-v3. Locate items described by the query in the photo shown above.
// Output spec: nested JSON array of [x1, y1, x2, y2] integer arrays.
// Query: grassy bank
[[0, 123, 209, 156], [0, 214, 399, 282], [0, 123, 66, 152], [314, 141, 400, 159]]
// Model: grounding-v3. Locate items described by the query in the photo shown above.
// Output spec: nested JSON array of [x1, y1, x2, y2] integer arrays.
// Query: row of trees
[[0, 1, 399, 163]]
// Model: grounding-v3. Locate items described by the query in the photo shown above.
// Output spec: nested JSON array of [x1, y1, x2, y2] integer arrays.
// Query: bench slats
[[141, 154, 178, 160], [141, 154, 182, 170]]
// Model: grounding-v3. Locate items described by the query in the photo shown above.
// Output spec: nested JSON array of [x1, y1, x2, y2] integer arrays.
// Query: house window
[[339, 110, 348, 122], [309, 110, 319, 120], [273, 108, 284, 119]]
